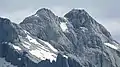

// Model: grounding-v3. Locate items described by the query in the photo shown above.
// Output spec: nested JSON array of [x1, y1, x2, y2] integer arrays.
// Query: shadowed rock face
[[0, 8, 120, 67], [0, 18, 18, 42]]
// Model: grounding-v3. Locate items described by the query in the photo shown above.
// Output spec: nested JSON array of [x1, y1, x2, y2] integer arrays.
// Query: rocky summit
[[0, 8, 120, 67]]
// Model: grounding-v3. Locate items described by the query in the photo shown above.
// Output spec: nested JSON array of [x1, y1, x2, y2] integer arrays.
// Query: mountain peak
[[36, 8, 51, 13], [20, 8, 56, 24], [70, 8, 86, 13], [64, 8, 90, 26], [36, 8, 55, 17], [64, 8, 91, 29], [64, 8, 88, 18]]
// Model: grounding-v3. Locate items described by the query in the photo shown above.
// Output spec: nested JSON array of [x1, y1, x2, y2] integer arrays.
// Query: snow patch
[[80, 27, 88, 32], [22, 42, 31, 49], [63, 17, 68, 21], [12, 45, 22, 51], [29, 49, 57, 62], [18, 58, 21, 61], [34, 14, 39, 17], [24, 35, 58, 63], [104, 43, 118, 50], [9, 43, 21, 51], [63, 55, 68, 59], [60, 22, 69, 32], [2, 42, 8, 44], [40, 40, 58, 52], [19, 33, 58, 63], [26, 35, 40, 45], [23, 30, 30, 34], [26, 34, 58, 52]]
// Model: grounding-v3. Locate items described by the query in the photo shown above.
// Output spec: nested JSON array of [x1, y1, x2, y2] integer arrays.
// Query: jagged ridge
[[0, 8, 120, 67]]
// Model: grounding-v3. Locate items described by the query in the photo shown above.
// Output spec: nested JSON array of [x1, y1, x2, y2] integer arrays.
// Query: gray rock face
[[0, 17, 18, 42], [0, 8, 120, 67]]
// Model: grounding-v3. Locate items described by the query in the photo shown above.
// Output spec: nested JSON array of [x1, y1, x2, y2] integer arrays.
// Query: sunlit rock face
[[0, 8, 120, 67]]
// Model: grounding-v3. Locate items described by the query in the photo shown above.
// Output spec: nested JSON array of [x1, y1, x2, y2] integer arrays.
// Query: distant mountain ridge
[[0, 8, 120, 67]]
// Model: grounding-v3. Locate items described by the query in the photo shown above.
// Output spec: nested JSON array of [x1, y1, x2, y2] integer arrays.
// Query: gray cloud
[[0, 0, 120, 42]]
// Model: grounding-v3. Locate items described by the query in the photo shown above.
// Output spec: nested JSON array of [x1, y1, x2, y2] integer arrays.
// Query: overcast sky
[[0, 0, 120, 42]]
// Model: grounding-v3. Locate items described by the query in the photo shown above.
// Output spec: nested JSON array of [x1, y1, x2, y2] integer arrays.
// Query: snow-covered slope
[[104, 43, 118, 50], [18, 30, 58, 63]]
